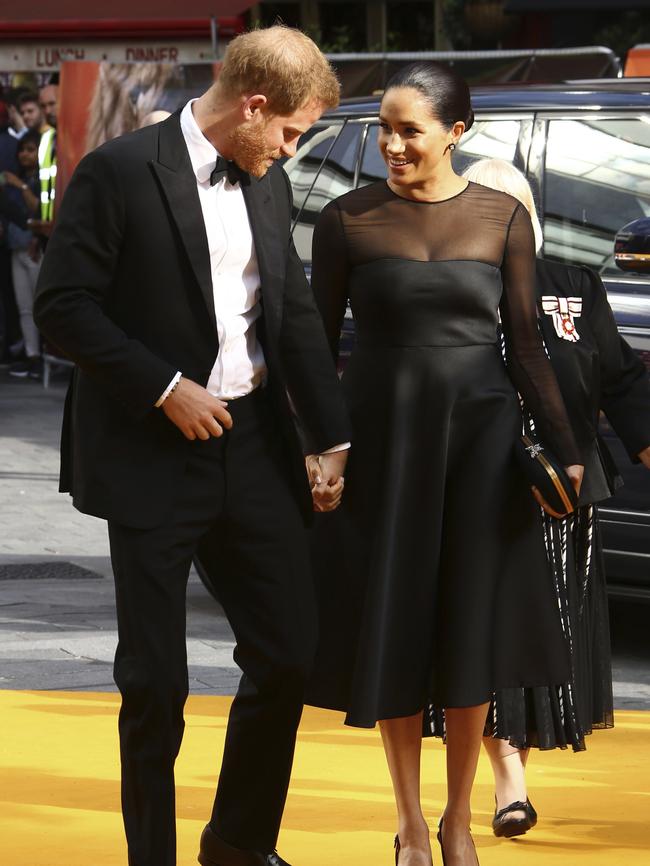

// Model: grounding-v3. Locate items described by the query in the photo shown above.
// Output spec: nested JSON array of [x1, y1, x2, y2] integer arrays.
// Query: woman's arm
[[310, 200, 351, 362], [500, 203, 582, 471], [4, 171, 39, 215], [276, 172, 351, 455]]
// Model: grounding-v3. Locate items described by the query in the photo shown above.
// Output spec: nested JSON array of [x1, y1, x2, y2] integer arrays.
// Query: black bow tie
[[210, 156, 242, 186]]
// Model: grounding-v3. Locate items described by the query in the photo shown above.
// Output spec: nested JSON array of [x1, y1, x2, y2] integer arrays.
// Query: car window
[[287, 121, 363, 263], [456, 118, 527, 172], [283, 122, 343, 222], [358, 118, 528, 188], [358, 125, 386, 185], [543, 118, 650, 275]]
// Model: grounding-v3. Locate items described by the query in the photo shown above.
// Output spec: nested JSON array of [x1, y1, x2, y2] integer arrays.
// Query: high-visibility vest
[[38, 128, 56, 222]]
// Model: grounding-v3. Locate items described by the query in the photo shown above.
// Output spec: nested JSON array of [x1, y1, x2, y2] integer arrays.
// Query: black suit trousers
[[107, 390, 317, 866]]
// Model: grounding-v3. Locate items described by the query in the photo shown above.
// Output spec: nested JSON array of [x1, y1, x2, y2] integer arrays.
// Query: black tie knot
[[210, 155, 243, 186]]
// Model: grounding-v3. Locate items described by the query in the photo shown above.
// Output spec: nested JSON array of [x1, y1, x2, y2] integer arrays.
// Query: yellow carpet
[[1, 691, 648, 865]]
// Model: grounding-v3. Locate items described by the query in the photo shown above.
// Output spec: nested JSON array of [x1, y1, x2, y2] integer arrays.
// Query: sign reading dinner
[[2, 42, 215, 71]]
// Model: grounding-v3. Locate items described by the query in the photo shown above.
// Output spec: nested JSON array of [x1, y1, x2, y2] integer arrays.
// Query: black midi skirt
[[306, 342, 571, 727]]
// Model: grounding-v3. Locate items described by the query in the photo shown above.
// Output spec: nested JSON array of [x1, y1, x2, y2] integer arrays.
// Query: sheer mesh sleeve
[[500, 205, 582, 466], [310, 200, 350, 361]]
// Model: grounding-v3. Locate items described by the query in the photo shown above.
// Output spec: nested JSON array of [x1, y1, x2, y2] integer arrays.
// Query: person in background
[[16, 92, 50, 135], [0, 99, 20, 362], [457, 157, 650, 840], [0, 130, 42, 378], [0, 101, 19, 173], [7, 101, 27, 141], [32, 84, 58, 235], [38, 84, 58, 129], [140, 109, 172, 128]]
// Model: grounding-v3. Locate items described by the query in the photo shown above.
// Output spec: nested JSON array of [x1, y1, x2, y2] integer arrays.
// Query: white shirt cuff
[[321, 442, 351, 454], [155, 371, 182, 407]]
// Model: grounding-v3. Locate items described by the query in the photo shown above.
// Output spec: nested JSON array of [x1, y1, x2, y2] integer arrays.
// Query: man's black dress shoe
[[198, 824, 292, 866]]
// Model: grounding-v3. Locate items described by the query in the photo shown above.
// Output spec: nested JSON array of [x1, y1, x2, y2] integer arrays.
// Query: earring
[[448, 142, 456, 152]]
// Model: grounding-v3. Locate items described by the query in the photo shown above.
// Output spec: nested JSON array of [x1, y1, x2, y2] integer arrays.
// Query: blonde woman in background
[[429, 158, 650, 840], [85, 63, 177, 151]]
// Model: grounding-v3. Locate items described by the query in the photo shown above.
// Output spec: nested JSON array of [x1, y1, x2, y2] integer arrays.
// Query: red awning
[[0, 19, 245, 41], [0, 1, 254, 18]]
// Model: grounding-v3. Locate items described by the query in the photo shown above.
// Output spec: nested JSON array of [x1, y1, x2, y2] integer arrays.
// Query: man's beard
[[227, 119, 280, 178]]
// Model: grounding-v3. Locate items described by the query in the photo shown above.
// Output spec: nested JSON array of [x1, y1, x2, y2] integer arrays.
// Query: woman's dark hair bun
[[384, 62, 474, 133]]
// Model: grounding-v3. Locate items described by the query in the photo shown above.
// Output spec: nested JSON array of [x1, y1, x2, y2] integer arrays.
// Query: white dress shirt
[[157, 99, 266, 403], [157, 101, 349, 454]]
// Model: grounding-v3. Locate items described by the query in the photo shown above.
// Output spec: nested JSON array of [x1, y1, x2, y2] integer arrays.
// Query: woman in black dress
[[452, 158, 650, 839], [306, 63, 583, 866]]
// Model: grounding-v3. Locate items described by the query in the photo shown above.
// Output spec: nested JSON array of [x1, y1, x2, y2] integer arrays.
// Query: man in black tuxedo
[[34, 26, 350, 866]]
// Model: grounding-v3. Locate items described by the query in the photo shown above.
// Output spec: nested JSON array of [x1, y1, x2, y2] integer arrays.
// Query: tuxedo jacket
[[535, 258, 650, 504], [34, 112, 351, 529]]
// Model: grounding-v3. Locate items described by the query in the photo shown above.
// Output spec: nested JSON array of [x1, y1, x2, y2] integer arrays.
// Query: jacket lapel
[[241, 172, 285, 338], [150, 113, 217, 333]]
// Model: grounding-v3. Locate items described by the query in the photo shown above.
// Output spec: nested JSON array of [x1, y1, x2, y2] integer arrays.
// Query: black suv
[[284, 82, 650, 599]]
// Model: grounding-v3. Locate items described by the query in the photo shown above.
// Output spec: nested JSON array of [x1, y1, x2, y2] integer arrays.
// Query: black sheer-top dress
[[306, 180, 582, 728]]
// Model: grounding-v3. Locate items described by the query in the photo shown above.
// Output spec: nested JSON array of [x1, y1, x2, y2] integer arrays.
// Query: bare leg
[[440, 703, 490, 866], [482, 737, 528, 820], [379, 712, 432, 865]]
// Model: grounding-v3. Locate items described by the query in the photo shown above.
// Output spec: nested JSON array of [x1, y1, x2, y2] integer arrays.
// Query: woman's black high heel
[[394, 833, 434, 865], [492, 797, 538, 838], [437, 817, 479, 865]]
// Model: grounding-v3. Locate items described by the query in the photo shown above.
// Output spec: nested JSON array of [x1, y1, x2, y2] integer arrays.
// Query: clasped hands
[[305, 451, 347, 513], [160, 378, 347, 512]]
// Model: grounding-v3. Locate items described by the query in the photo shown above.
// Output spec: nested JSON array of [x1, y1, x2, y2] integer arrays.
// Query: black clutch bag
[[515, 434, 579, 516]]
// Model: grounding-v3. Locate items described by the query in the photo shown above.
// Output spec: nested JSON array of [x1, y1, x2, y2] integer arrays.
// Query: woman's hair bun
[[384, 62, 474, 134]]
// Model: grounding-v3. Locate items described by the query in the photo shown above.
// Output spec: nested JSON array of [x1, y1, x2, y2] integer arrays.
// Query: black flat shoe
[[198, 824, 292, 866], [437, 817, 479, 866], [492, 797, 537, 838]]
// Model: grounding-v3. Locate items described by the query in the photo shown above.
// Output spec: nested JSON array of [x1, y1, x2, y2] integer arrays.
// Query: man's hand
[[638, 445, 650, 469], [27, 237, 41, 264], [161, 377, 233, 441], [306, 450, 347, 512], [3, 171, 23, 189], [28, 218, 54, 238], [532, 463, 583, 518], [8, 105, 25, 133]]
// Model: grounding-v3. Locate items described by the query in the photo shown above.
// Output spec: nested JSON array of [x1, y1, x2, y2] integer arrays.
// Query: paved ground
[[0, 367, 240, 695], [1, 367, 648, 707]]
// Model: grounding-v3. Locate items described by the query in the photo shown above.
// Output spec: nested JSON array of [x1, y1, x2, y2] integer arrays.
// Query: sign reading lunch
[[0, 41, 218, 71]]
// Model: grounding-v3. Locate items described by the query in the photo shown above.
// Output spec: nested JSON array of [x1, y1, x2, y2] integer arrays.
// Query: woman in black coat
[[453, 158, 650, 839]]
